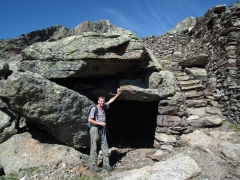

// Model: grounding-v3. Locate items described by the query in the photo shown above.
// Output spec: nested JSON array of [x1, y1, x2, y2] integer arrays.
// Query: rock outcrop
[[0, 71, 93, 148], [0, 25, 70, 62], [0, 20, 119, 63], [71, 20, 121, 35], [0, 24, 176, 150], [168, 16, 196, 34], [0, 132, 86, 174], [181, 129, 240, 162], [20, 31, 155, 78], [106, 153, 200, 180]]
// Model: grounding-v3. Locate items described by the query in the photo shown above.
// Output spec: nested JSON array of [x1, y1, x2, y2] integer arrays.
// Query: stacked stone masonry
[[142, 2, 240, 149]]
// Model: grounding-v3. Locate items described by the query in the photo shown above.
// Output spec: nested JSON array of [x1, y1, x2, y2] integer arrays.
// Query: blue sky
[[0, 0, 237, 39]]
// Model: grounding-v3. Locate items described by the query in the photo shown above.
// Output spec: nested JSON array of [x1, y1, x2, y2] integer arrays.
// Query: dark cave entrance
[[51, 77, 159, 148], [93, 100, 159, 148]]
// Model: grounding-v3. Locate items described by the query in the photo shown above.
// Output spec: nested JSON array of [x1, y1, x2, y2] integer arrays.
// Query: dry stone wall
[[186, 3, 240, 124], [142, 2, 240, 149]]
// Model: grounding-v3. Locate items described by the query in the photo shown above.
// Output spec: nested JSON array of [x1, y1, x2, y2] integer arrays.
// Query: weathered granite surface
[[106, 153, 200, 180], [0, 71, 93, 148], [20, 31, 159, 78], [0, 132, 86, 174]]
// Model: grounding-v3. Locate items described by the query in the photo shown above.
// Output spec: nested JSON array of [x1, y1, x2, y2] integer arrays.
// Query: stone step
[[181, 84, 205, 91], [176, 76, 191, 81], [183, 91, 204, 98], [159, 60, 172, 65], [185, 68, 207, 80], [179, 80, 201, 86], [185, 99, 208, 107], [163, 62, 182, 71], [174, 72, 188, 76]]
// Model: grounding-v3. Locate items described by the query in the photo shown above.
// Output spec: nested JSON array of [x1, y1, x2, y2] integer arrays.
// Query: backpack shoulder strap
[[88, 105, 97, 119], [94, 105, 98, 119]]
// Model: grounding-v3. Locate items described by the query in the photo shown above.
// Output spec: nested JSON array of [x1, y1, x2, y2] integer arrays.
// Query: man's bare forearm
[[107, 88, 122, 104], [88, 118, 105, 127]]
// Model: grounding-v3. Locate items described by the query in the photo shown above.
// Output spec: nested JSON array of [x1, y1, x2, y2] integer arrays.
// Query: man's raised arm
[[107, 88, 122, 104]]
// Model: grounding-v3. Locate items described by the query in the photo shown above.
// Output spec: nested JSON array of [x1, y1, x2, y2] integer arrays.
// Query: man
[[88, 88, 122, 171]]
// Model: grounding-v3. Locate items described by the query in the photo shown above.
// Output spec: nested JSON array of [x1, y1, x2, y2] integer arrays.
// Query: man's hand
[[117, 88, 122, 95], [99, 122, 106, 127], [108, 88, 122, 104]]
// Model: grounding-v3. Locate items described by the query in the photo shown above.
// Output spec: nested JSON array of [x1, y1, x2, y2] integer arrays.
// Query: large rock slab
[[0, 132, 85, 174], [106, 153, 201, 180], [20, 31, 158, 78], [21, 31, 138, 60], [119, 71, 175, 101], [181, 130, 240, 162], [0, 71, 93, 148]]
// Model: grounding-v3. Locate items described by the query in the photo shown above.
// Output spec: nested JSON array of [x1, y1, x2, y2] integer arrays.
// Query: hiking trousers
[[89, 126, 109, 166]]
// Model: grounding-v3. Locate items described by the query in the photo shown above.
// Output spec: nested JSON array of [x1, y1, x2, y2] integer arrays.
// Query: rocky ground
[[170, 121, 240, 180], [0, 120, 239, 180]]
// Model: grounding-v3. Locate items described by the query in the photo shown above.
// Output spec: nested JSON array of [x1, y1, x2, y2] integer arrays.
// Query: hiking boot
[[102, 165, 113, 170], [90, 164, 102, 172]]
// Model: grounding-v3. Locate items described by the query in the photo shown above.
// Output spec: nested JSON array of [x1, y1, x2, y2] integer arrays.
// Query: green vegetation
[[229, 124, 240, 132], [219, 119, 240, 132], [23, 167, 39, 175], [192, 126, 198, 131], [0, 174, 18, 180], [0, 167, 39, 180]]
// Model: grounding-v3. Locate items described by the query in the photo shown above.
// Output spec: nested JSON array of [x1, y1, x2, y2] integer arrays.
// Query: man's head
[[98, 97, 106, 107]]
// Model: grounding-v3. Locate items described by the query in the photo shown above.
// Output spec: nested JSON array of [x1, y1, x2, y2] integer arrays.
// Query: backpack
[[85, 104, 98, 130]]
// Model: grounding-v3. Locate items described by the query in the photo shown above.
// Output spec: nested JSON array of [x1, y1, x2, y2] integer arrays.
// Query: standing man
[[88, 88, 122, 171]]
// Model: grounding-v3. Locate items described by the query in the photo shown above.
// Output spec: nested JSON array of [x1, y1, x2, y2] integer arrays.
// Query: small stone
[[225, 173, 233, 178], [161, 145, 174, 152]]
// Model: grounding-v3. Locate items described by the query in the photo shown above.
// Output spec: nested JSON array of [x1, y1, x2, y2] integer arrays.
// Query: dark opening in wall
[[102, 100, 159, 148], [51, 77, 159, 148]]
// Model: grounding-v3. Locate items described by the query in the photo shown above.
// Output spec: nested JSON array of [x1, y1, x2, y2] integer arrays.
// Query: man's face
[[98, 98, 105, 107]]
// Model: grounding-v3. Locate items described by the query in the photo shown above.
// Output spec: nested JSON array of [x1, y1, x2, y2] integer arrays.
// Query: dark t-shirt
[[88, 103, 109, 123]]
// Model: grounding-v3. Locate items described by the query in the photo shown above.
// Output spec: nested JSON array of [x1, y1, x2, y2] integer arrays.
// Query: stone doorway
[[102, 100, 159, 148]]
